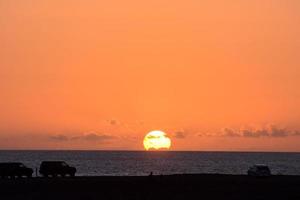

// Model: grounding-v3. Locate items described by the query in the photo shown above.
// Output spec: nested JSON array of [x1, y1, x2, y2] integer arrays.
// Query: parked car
[[247, 164, 271, 177], [39, 161, 76, 177], [0, 162, 33, 178]]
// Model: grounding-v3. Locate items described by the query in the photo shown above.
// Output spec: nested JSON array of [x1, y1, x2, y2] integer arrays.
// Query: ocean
[[0, 151, 299, 176]]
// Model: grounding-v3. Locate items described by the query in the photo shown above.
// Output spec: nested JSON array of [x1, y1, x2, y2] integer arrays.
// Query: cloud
[[106, 119, 120, 126], [49, 132, 116, 142], [242, 126, 290, 138], [197, 132, 216, 137], [269, 126, 289, 137], [293, 131, 300, 136], [82, 133, 116, 141], [147, 135, 161, 139], [209, 125, 295, 138], [174, 130, 188, 139], [49, 134, 69, 141], [223, 128, 240, 137], [242, 129, 269, 137]]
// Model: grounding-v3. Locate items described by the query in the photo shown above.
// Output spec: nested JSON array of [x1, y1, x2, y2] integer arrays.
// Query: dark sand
[[1, 174, 300, 200]]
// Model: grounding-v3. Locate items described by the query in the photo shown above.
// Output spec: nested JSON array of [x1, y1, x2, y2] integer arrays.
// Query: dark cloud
[[174, 130, 187, 139], [147, 135, 160, 139], [223, 128, 240, 137], [269, 126, 289, 137], [242, 129, 269, 137], [106, 119, 119, 126], [256, 129, 270, 137], [49, 132, 116, 142], [222, 126, 291, 138], [49, 134, 69, 141], [197, 132, 215, 137], [82, 133, 116, 141], [293, 131, 300, 136]]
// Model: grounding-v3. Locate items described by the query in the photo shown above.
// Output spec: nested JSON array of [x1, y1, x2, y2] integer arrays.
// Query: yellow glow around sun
[[143, 130, 171, 150]]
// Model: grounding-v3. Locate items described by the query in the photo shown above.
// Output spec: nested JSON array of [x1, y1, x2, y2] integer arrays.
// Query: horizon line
[[0, 149, 299, 153]]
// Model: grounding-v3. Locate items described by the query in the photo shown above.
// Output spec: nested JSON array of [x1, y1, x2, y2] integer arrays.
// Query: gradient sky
[[0, 0, 300, 151]]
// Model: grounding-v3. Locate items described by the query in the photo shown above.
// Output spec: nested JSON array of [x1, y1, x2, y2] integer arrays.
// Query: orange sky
[[0, 0, 300, 151]]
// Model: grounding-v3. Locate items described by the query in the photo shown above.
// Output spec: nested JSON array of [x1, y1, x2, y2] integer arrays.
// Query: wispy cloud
[[49, 132, 117, 142], [173, 130, 188, 139], [223, 128, 241, 137], [223, 126, 294, 138], [49, 134, 69, 141], [82, 132, 116, 141], [242, 129, 269, 138], [106, 119, 120, 126], [293, 131, 300, 136], [198, 125, 300, 138]]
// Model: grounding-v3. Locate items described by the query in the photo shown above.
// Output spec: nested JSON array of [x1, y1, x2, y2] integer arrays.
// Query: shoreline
[[1, 174, 300, 200]]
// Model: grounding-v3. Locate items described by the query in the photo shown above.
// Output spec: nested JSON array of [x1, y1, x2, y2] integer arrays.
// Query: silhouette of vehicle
[[247, 164, 271, 177], [0, 162, 33, 178], [39, 161, 76, 177]]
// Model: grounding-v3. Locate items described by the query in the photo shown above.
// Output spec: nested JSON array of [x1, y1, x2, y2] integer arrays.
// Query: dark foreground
[[1, 174, 300, 200]]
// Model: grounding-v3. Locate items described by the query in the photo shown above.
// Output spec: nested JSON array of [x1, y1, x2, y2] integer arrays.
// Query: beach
[[1, 174, 300, 200]]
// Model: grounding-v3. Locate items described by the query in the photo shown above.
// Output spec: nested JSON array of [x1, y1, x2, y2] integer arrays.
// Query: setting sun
[[143, 130, 171, 150]]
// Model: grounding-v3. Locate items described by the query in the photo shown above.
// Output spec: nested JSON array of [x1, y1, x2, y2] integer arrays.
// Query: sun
[[143, 130, 171, 150]]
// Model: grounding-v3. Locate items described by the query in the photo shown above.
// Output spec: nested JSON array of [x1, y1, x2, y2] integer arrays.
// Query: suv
[[247, 164, 271, 177], [39, 161, 76, 177], [0, 162, 33, 178]]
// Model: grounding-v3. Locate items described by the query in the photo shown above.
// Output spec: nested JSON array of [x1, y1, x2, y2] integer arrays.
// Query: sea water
[[0, 151, 299, 176]]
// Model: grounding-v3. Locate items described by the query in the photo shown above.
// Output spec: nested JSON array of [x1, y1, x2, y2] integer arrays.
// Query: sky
[[0, 0, 300, 151]]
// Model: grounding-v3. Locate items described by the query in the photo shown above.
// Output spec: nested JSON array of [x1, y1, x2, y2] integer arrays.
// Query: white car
[[247, 164, 271, 177]]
